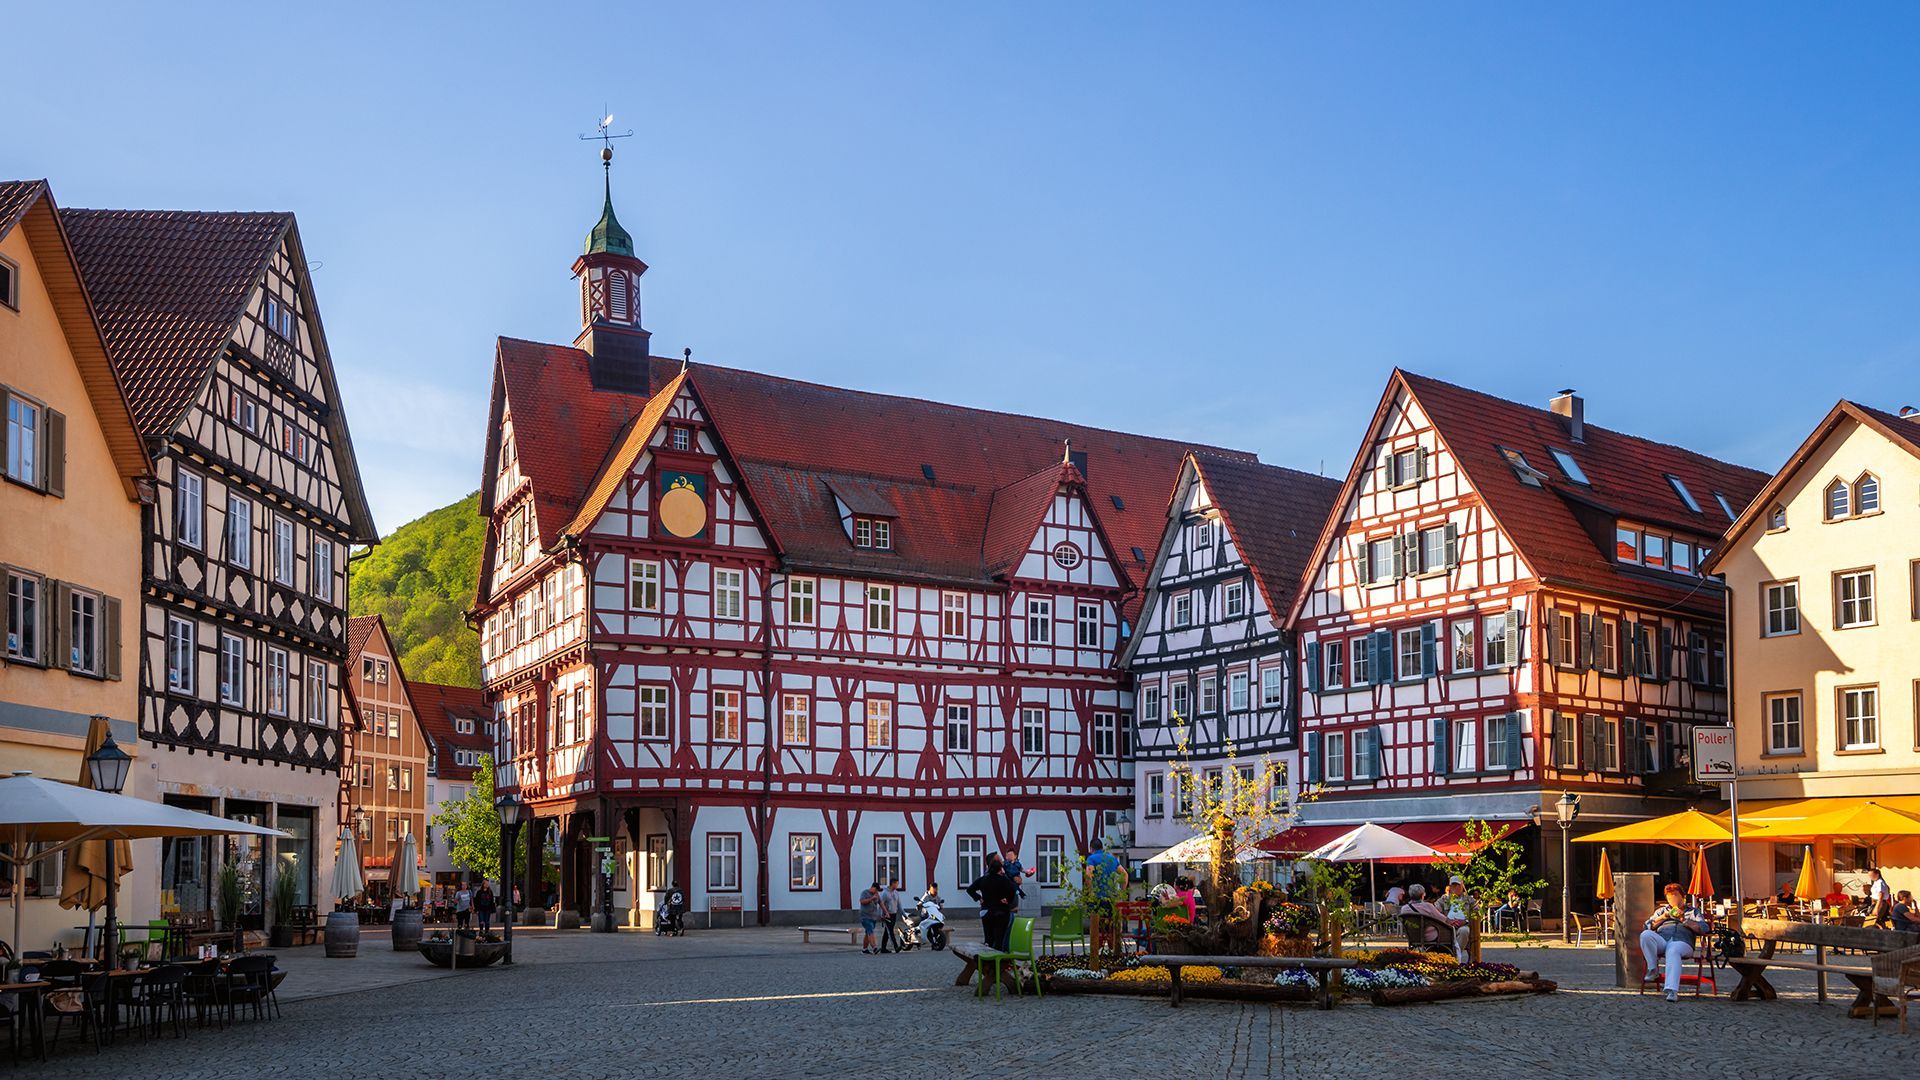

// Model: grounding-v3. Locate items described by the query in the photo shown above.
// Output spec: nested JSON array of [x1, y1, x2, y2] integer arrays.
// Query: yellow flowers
[[1105, 965, 1224, 985]]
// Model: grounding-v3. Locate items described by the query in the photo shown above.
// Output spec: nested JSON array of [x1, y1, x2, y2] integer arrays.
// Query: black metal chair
[[222, 956, 279, 1023], [180, 959, 225, 1030], [130, 965, 189, 1038]]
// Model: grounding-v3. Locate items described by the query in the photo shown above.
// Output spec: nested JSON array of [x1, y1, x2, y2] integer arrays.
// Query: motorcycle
[[911, 893, 949, 951], [654, 889, 687, 936]]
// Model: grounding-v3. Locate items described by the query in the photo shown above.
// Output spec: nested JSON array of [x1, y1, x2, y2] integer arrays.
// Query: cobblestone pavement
[[24, 928, 1913, 1078]]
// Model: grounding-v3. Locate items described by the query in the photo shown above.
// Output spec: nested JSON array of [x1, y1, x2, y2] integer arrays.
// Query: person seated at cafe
[[1892, 889, 1920, 932], [1384, 883, 1406, 907], [1491, 888, 1526, 932], [1823, 881, 1850, 911], [1775, 880, 1796, 906], [1639, 882, 1706, 1003], [1401, 884, 1470, 959]]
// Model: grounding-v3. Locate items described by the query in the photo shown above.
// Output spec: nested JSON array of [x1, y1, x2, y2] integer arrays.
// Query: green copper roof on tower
[[585, 167, 634, 257]]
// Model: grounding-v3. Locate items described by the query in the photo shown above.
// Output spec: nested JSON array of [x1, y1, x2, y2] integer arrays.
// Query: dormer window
[[1825, 480, 1849, 520], [1666, 475, 1702, 514], [1713, 491, 1737, 520], [670, 426, 692, 452], [1853, 473, 1879, 514], [853, 516, 892, 550], [1548, 448, 1589, 485], [1496, 446, 1543, 487]]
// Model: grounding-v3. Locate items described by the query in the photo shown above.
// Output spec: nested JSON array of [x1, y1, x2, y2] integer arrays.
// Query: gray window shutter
[[0, 386, 9, 476], [1374, 724, 1390, 779], [1372, 629, 1394, 683], [1414, 446, 1429, 482], [1442, 522, 1458, 569], [1504, 609, 1522, 666], [1580, 715, 1599, 772], [1355, 543, 1372, 587], [1576, 613, 1593, 670], [44, 408, 65, 497], [1643, 721, 1661, 773], [1391, 533, 1407, 579], [1505, 712, 1523, 772], [1621, 723, 1640, 773], [1305, 731, 1323, 784], [1545, 612, 1562, 665], [35, 573, 52, 665], [1419, 621, 1438, 677], [104, 595, 122, 681], [1655, 625, 1672, 682], [1305, 641, 1321, 694], [1431, 717, 1450, 775], [50, 580, 71, 670], [1624, 620, 1640, 673]]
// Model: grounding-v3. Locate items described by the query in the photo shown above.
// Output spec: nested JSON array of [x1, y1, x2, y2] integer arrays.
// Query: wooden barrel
[[391, 908, 424, 951], [324, 911, 360, 958]]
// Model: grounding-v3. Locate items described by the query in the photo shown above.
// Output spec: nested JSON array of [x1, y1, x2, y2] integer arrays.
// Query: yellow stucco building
[[1710, 400, 1920, 902], [0, 180, 157, 946]]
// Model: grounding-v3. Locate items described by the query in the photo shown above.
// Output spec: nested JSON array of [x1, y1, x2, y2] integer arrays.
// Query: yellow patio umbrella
[[1687, 851, 1715, 899], [1575, 808, 1734, 849], [1791, 846, 1820, 902], [59, 718, 134, 914], [1594, 848, 1615, 901], [1742, 800, 1920, 858]]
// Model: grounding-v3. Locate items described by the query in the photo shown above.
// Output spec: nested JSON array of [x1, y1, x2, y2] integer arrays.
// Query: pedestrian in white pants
[[1640, 883, 1705, 1002]]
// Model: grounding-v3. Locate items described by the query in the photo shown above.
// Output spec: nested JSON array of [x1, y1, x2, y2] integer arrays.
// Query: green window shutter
[[1431, 717, 1450, 775], [1545, 611, 1562, 665], [1372, 629, 1394, 683], [1355, 543, 1372, 587], [1305, 731, 1323, 784], [1414, 446, 1429, 482], [1391, 534, 1406, 579], [1505, 712, 1523, 772], [104, 595, 122, 681], [1419, 621, 1438, 677]]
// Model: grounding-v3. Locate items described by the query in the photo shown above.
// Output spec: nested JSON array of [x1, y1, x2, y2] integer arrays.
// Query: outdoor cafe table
[[2, 980, 51, 1061]]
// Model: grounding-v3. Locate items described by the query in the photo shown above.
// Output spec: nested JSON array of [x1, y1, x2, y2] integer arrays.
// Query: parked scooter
[[912, 891, 949, 951]]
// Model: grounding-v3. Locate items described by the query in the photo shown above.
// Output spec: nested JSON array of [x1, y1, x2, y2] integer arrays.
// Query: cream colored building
[[0, 180, 156, 948], [1709, 400, 1920, 900]]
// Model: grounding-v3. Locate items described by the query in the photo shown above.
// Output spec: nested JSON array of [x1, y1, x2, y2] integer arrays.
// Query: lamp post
[[496, 794, 526, 965], [87, 732, 131, 964], [1550, 793, 1581, 942]]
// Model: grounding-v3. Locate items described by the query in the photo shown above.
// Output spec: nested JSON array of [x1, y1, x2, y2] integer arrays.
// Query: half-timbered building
[[409, 679, 493, 889], [1121, 454, 1341, 868], [477, 171, 1253, 925], [343, 616, 429, 897], [1288, 372, 1767, 912], [64, 207, 377, 923]]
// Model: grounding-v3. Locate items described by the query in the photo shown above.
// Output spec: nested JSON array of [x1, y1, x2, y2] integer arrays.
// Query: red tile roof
[[60, 208, 288, 436], [1190, 454, 1342, 617], [345, 615, 382, 663], [1398, 371, 1769, 610], [0, 180, 44, 238], [491, 343, 1253, 617], [407, 680, 491, 783], [1854, 401, 1920, 458], [982, 462, 1080, 580]]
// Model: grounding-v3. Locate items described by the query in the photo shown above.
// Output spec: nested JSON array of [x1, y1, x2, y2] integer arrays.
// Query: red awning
[[1258, 825, 1369, 856], [1260, 820, 1525, 862]]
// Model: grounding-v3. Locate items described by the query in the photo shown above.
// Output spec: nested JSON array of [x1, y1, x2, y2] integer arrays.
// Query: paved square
[[26, 928, 1911, 1078]]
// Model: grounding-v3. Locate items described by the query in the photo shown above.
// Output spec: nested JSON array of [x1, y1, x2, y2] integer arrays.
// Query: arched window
[[1825, 480, 1850, 520], [1853, 472, 1879, 515], [1768, 505, 1787, 530], [608, 271, 630, 322]]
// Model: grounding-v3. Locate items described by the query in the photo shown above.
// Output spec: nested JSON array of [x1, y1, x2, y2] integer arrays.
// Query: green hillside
[[349, 491, 486, 688]]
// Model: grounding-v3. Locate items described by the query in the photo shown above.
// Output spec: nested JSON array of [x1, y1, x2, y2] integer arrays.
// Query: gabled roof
[[489, 343, 1250, 617], [345, 614, 383, 661], [1190, 454, 1342, 617], [1706, 399, 1920, 571], [61, 206, 378, 540], [407, 679, 491, 783], [0, 181, 151, 498], [559, 369, 689, 536], [1289, 370, 1769, 621]]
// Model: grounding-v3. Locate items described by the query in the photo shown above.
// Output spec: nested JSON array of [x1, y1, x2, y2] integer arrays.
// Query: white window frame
[[1093, 711, 1116, 757], [1198, 675, 1217, 715], [711, 688, 742, 742], [4, 392, 39, 487], [175, 470, 204, 550], [1261, 665, 1283, 706], [1021, 706, 1046, 756], [1450, 619, 1476, 674], [1325, 731, 1347, 782], [866, 584, 893, 632], [1836, 570, 1875, 629], [1228, 670, 1249, 712], [713, 568, 744, 621], [863, 698, 893, 747], [941, 590, 967, 638], [219, 633, 245, 706], [303, 660, 326, 725], [1396, 627, 1424, 679], [787, 577, 816, 626], [781, 692, 810, 745], [1840, 686, 1879, 751], [266, 648, 288, 716], [1140, 684, 1161, 724], [1482, 612, 1510, 668], [1485, 714, 1510, 771], [1172, 592, 1193, 627], [226, 494, 252, 569], [1763, 581, 1799, 637], [955, 836, 985, 887], [1170, 681, 1190, 721], [1366, 538, 1395, 583], [1076, 600, 1100, 647], [272, 515, 296, 587], [1146, 772, 1165, 818], [944, 704, 971, 752], [1034, 836, 1065, 887], [66, 587, 100, 675], [166, 616, 195, 693], [1223, 581, 1246, 619], [313, 539, 334, 602], [706, 834, 740, 892], [1027, 597, 1053, 644], [637, 685, 671, 740], [1765, 692, 1802, 755], [629, 559, 661, 612], [1350, 634, 1371, 685], [1418, 526, 1448, 573], [1451, 719, 1478, 774]]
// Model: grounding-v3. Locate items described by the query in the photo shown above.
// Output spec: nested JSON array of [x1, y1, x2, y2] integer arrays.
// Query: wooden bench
[[797, 925, 861, 945], [949, 940, 1022, 994], [1137, 954, 1359, 1010], [287, 905, 320, 947], [1731, 918, 1920, 1017], [708, 896, 745, 928]]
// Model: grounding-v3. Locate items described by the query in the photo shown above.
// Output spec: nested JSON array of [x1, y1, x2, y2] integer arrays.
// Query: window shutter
[[1391, 533, 1406, 579], [1431, 717, 1450, 775], [1624, 620, 1640, 673], [1305, 731, 1323, 784], [1373, 724, 1389, 779], [104, 595, 122, 681], [1372, 629, 1394, 683], [44, 408, 65, 497], [1576, 613, 1594, 670], [1655, 625, 1672, 682], [1414, 446, 1429, 482], [1505, 712, 1523, 772], [50, 581, 72, 670], [1580, 715, 1599, 772], [35, 574, 53, 665], [1504, 609, 1522, 667], [1621, 723, 1640, 773], [1643, 721, 1661, 774], [1419, 621, 1437, 677], [1355, 543, 1372, 587], [0, 386, 10, 476], [1442, 522, 1458, 569], [1305, 641, 1321, 693], [1545, 612, 1562, 665]]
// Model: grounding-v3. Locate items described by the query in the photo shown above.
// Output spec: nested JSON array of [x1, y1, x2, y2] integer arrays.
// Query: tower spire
[[572, 110, 652, 393], [581, 111, 635, 257]]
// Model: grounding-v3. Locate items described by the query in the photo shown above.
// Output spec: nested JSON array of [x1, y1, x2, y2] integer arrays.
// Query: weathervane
[[579, 108, 634, 172]]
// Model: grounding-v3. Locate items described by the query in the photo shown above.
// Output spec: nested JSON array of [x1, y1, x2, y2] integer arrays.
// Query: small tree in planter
[[269, 864, 301, 949], [1430, 819, 1544, 933], [217, 860, 245, 953], [1167, 720, 1305, 955]]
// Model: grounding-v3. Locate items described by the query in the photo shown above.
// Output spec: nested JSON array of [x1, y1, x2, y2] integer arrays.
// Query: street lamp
[[1536, 793, 1582, 942], [496, 793, 527, 965], [87, 731, 131, 964], [354, 806, 369, 840]]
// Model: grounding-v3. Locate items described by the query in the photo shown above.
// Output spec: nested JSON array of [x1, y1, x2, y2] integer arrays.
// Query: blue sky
[[8, 3, 1917, 534]]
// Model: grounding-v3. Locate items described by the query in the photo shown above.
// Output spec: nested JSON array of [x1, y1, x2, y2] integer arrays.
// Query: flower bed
[[1037, 947, 1554, 1006]]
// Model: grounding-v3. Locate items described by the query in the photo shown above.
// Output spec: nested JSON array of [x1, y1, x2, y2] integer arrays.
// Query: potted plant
[[118, 941, 147, 971], [269, 865, 299, 949], [217, 860, 245, 953]]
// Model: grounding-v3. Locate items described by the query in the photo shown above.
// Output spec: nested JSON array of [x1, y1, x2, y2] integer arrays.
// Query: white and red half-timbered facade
[[475, 172, 1254, 925], [1122, 454, 1340, 867], [1288, 373, 1767, 911]]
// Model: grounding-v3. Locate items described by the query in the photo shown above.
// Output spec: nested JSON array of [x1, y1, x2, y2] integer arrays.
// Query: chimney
[[1550, 389, 1584, 444]]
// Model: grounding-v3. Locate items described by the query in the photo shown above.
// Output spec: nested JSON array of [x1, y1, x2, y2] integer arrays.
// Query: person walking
[[475, 882, 497, 935], [1867, 868, 1893, 928], [453, 883, 473, 931], [881, 878, 905, 952], [858, 882, 884, 954], [967, 854, 1017, 951]]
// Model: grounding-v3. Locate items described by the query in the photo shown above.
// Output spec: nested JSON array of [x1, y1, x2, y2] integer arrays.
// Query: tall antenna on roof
[[1062, 438, 1072, 464], [579, 107, 635, 180], [681, 347, 691, 374]]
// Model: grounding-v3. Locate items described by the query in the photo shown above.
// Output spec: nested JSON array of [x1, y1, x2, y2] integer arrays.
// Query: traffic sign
[[1692, 726, 1735, 783]]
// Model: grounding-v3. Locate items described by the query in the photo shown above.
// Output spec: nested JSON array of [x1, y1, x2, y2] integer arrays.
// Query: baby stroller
[[655, 889, 687, 936]]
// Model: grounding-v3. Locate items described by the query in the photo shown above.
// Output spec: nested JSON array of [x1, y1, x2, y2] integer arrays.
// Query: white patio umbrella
[[1144, 833, 1265, 865], [390, 831, 420, 903], [0, 772, 286, 960], [331, 828, 364, 904], [1300, 823, 1442, 912]]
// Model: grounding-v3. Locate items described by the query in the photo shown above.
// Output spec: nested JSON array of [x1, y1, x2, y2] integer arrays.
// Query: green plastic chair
[[1042, 907, 1089, 958], [977, 917, 1039, 1001]]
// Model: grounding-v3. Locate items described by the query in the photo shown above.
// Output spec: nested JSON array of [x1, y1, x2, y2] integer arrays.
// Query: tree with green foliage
[[1432, 819, 1544, 909], [349, 492, 486, 688], [428, 752, 549, 889]]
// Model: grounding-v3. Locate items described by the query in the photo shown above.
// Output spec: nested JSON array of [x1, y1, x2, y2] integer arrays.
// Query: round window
[[1051, 541, 1083, 569]]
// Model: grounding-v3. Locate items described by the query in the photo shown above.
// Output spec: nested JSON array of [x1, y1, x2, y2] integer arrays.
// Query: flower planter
[[418, 935, 507, 968], [1257, 934, 1315, 958]]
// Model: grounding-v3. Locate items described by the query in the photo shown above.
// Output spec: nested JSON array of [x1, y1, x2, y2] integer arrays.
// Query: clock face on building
[[1051, 541, 1083, 569], [658, 472, 709, 539]]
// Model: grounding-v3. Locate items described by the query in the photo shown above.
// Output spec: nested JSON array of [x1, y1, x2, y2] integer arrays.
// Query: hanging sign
[[1692, 726, 1735, 783]]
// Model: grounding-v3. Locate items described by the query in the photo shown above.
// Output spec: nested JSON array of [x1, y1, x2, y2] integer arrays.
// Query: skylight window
[[1548, 449, 1589, 485], [1666, 475, 1702, 513], [1110, 495, 1126, 511], [1712, 491, 1737, 520], [1497, 446, 1543, 488]]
